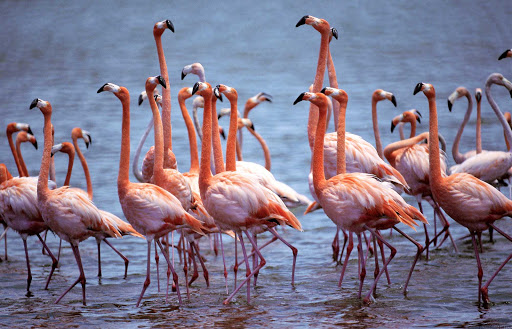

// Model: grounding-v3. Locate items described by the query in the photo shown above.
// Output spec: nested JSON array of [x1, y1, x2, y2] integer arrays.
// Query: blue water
[[1, 0, 512, 327]]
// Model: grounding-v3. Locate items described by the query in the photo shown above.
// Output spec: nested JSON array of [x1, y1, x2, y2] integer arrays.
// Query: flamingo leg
[[481, 223, 512, 306], [393, 226, 423, 294], [470, 231, 484, 304], [268, 227, 298, 285], [182, 234, 190, 299], [41, 228, 47, 256], [213, 233, 219, 256], [187, 240, 199, 287], [339, 229, 348, 266], [96, 238, 102, 277], [103, 238, 130, 279], [357, 233, 367, 299], [338, 232, 354, 287], [57, 238, 62, 262], [37, 233, 58, 290], [236, 236, 278, 268], [433, 202, 458, 252], [1, 225, 7, 261], [219, 231, 229, 294], [191, 240, 209, 287], [156, 239, 182, 305], [55, 243, 86, 306], [223, 231, 266, 305], [488, 226, 494, 243], [372, 234, 379, 295], [233, 232, 238, 290], [22, 238, 33, 295], [332, 227, 340, 262], [154, 240, 160, 293], [136, 240, 152, 307], [376, 231, 391, 284], [417, 201, 430, 260], [253, 233, 259, 287]]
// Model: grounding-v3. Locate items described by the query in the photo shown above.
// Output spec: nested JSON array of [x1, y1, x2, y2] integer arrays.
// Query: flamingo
[[448, 87, 512, 183], [413, 74, 512, 306], [238, 91, 272, 153], [30, 98, 121, 305], [97, 81, 204, 307], [15, 131, 38, 177], [6, 122, 34, 177], [192, 81, 302, 304], [295, 88, 426, 303], [498, 49, 512, 60]]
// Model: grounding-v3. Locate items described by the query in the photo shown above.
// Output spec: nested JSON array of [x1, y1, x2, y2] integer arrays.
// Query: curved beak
[[390, 95, 397, 107], [97, 83, 108, 93], [219, 128, 226, 140], [331, 27, 338, 40], [157, 76, 167, 88], [498, 49, 510, 60], [413, 83, 423, 95], [29, 98, 39, 109], [27, 126, 34, 135], [416, 116, 421, 124], [415, 110, 422, 118], [181, 71, 186, 80], [192, 82, 200, 95], [293, 92, 305, 105], [447, 100, 453, 112], [475, 93, 482, 102], [391, 121, 396, 133], [213, 86, 223, 101], [32, 140, 38, 150], [138, 93, 144, 106], [296, 15, 309, 27], [165, 19, 175, 33]]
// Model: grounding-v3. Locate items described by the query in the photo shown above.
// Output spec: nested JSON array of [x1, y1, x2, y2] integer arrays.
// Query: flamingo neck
[[485, 82, 512, 149], [73, 137, 92, 199], [225, 97, 239, 172], [211, 95, 225, 174], [336, 97, 347, 175], [247, 127, 271, 171], [15, 138, 29, 177], [243, 101, 256, 118], [118, 93, 131, 188], [235, 138, 243, 161], [132, 117, 154, 182], [372, 97, 383, 159], [312, 99, 328, 194], [154, 34, 172, 156], [199, 92, 214, 196], [147, 88, 165, 186], [409, 119, 417, 138], [63, 147, 75, 188], [476, 98, 482, 154], [7, 131, 24, 177], [327, 47, 340, 131], [179, 96, 199, 174], [384, 132, 428, 167], [452, 92, 472, 164], [427, 94, 443, 186], [307, 31, 330, 150], [38, 113, 52, 202]]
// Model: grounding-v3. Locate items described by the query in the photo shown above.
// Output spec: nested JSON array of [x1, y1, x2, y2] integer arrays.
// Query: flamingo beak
[[331, 27, 338, 40], [293, 92, 306, 105], [390, 95, 397, 107], [32, 140, 38, 150], [296, 15, 309, 27], [413, 83, 423, 95], [138, 94, 144, 106], [475, 93, 481, 102], [447, 100, 453, 112], [29, 98, 39, 109], [165, 19, 175, 33], [498, 49, 510, 60], [97, 83, 108, 93], [157, 76, 167, 89], [192, 82, 200, 95], [391, 122, 396, 133], [181, 71, 186, 80]]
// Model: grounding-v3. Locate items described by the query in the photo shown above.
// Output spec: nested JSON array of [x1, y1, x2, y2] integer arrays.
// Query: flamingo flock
[[1, 16, 512, 309]]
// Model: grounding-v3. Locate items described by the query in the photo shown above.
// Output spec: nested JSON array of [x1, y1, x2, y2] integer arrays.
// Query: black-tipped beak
[[413, 83, 423, 95], [250, 123, 255, 131], [213, 87, 223, 101], [51, 151, 54, 158], [166, 19, 175, 32], [217, 114, 222, 120], [509, 90, 512, 99], [27, 126, 33, 135], [220, 129, 226, 140], [85, 141, 90, 149], [138, 94, 144, 106], [475, 93, 482, 102], [97, 83, 108, 93], [391, 95, 397, 107], [331, 27, 338, 40], [498, 50, 510, 60], [447, 100, 453, 112], [157, 76, 167, 89], [416, 116, 421, 124], [32, 140, 38, 150], [296, 15, 309, 27], [320, 87, 327, 94], [192, 82, 200, 95], [181, 71, 186, 80], [87, 134, 92, 145], [293, 92, 305, 105], [416, 110, 422, 118], [29, 99, 39, 109], [391, 122, 396, 133]]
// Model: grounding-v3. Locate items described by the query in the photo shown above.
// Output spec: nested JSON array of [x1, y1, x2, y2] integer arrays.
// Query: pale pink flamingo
[[414, 74, 512, 306], [498, 49, 512, 60], [192, 81, 302, 304], [30, 98, 121, 305], [296, 88, 425, 303], [15, 131, 38, 177], [6, 122, 34, 177], [98, 81, 204, 307], [238, 91, 272, 153]]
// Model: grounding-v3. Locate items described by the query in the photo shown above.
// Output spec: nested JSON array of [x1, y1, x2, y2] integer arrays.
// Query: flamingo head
[[475, 88, 482, 103], [320, 87, 348, 105], [138, 89, 161, 106], [294, 91, 328, 107], [154, 94, 163, 108], [178, 87, 193, 102], [154, 19, 174, 36], [192, 81, 212, 98], [296, 15, 330, 34], [97, 83, 129, 102], [373, 89, 397, 106], [192, 96, 205, 110], [16, 131, 38, 150], [215, 84, 238, 103], [29, 98, 52, 115], [218, 126, 226, 140], [413, 82, 435, 98], [145, 76, 166, 94], [6, 122, 33, 135], [447, 87, 469, 112], [51, 142, 74, 157], [249, 92, 273, 104], [238, 118, 255, 131], [182, 62, 205, 81], [330, 27, 339, 41], [485, 73, 512, 98], [498, 49, 512, 60], [71, 127, 91, 149]]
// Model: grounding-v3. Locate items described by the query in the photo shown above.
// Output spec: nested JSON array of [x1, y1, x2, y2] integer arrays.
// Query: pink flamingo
[[15, 131, 38, 177], [30, 98, 120, 305], [413, 74, 512, 306], [98, 81, 204, 307], [192, 81, 302, 304], [296, 88, 426, 303]]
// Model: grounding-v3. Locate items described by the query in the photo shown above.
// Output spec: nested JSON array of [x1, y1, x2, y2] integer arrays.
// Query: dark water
[[1, 0, 512, 327]]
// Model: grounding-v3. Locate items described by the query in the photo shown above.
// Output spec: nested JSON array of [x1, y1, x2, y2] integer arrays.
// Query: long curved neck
[[452, 93, 472, 164], [235, 138, 243, 161], [211, 96, 225, 174], [307, 31, 330, 150], [118, 93, 131, 188], [15, 138, 29, 177], [63, 148, 75, 187], [485, 82, 512, 149], [225, 97, 239, 172], [427, 94, 443, 187], [327, 47, 340, 131], [38, 113, 53, 201], [384, 132, 428, 166], [193, 106, 203, 141], [337, 97, 347, 175], [372, 97, 383, 159], [247, 127, 271, 171], [132, 117, 154, 182], [398, 123, 405, 140], [7, 131, 24, 176], [155, 34, 172, 156], [73, 137, 92, 200], [409, 119, 417, 138], [199, 92, 213, 195], [312, 100, 328, 194], [147, 88, 165, 186], [179, 96, 199, 174], [476, 97, 482, 154]]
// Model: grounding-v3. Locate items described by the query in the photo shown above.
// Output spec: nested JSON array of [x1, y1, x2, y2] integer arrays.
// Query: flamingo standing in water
[[98, 81, 204, 307], [30, 98, 120, 305], [413, 73, 512, 306], [192, 81, 302, 304], [295, 88, 426, 303]]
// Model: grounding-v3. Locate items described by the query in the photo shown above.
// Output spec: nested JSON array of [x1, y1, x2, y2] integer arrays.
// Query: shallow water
[[1, 0, 512, 328]]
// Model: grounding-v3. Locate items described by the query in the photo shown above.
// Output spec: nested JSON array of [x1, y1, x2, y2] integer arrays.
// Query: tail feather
[[375, 163, 409, 189], [183, 211, 205, 236], [304, 201, 322, 215]]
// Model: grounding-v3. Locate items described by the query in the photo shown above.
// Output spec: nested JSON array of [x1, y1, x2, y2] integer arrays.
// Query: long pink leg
[[372, 234, 379, 295], [470, 231, 484, 304], [182, 234, 190, 299], [22, 238, 33, 295], [339, 229, 348, 265], [223, 231, 266, 305], [481, 224, 512, 306], [233, 232, 238, 290], [417, 201, 430, 261], [357, 233, 367, 299], [394, 226, 423, 293], [1, 224, 8, 260], [236, 236, 278, 268], [332, 227, 340, 262], [191, 240, 209, 287], [187, 240, 199, 287], [136, 240, 151, 307], [37, 234, 58, 290], [96, 238, 102, 277], [156, 239, 182, 305], [432, 201, 458, 252], [338, 232, 354, 287], [268, 227, 298, 285], [376, 231, 391, 284], [55, 243, 87, 305], [219, 231, 229, 294], [154, 240, 160, 292], [253, 233, 259, 287], [103, 239, 130, 279]]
